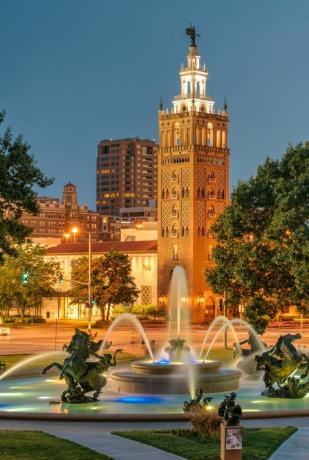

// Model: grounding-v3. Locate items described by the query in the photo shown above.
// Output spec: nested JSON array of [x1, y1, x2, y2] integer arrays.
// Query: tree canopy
[[0, 111, 53, 262], [69, 251, 139, 321], [205, 142, 309, 333], [0, 243, 60, 321]]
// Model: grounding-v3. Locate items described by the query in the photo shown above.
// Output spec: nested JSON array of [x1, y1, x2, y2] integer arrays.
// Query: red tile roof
[[46, 240, 158, 255]]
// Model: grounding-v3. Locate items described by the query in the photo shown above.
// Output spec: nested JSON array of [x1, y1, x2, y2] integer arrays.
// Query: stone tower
[[157, 30, 229, 323], [62, 182, 78, 208]]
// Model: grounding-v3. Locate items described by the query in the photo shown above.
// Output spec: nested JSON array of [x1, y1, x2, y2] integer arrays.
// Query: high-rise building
[[96, 138, 157, 216], [157, 29, 229, 323]]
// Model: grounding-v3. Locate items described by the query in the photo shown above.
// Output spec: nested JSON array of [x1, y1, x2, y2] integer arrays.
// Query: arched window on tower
[[216, 130, 221, 147], [208, 187, 215, 199], [172, 203, 178, 218], [222, 130, 227, 148], [185, 187, 189, 198], [207, 123, 214, 146], [196, 81, 201, 96], [187, 81, 191, 95]]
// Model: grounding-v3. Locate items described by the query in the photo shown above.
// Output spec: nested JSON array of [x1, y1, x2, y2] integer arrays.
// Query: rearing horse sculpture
[[255, 333, 309, 398], [42, 329, 122, 403]]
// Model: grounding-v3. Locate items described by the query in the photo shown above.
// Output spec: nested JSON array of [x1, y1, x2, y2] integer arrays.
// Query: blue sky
[[1, 0, 309, 209]]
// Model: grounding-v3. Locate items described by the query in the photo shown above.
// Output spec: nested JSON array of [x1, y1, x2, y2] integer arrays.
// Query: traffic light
[[91, 297, 96, 306], [58, 273, 64, 284], [21, 271, 29, 285]]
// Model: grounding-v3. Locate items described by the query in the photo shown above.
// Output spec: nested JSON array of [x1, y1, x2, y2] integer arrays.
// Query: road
[[1, 321, 309, 356]]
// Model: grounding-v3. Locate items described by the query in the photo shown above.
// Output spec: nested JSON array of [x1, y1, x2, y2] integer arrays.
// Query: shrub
[[188, 405, 221, 440]]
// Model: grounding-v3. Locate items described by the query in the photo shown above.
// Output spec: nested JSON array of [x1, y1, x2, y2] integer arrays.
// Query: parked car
[[0, 327, 10, 336]]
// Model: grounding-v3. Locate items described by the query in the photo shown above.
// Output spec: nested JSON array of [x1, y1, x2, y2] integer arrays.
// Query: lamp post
[[65, 227, 92, 333], [223, 290, 227, 349]]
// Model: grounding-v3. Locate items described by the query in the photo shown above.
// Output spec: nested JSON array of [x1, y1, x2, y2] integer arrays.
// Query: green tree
[[205, 143, 309, 334], [70, 251, 139, 321], [0, 244, 60, 321], [0, 111, 53, 262]]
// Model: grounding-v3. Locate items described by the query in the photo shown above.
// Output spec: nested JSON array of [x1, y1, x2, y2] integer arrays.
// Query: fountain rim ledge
[[0, 408, 308, 421]]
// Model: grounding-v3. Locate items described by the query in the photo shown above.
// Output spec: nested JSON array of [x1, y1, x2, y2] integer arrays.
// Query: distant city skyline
[[1, 0, 309, 208]]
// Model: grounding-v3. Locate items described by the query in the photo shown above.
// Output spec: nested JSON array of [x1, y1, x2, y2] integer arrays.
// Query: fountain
[[109, 266, 241, 394], [0, 264, 309, 418]]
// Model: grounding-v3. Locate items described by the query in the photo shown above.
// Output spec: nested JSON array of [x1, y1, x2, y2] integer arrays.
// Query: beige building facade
[[42, 241, 157, 320], [157, 38, 229, 322]]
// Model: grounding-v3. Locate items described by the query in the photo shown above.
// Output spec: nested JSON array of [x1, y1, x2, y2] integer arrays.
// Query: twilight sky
[[1, 0, 309, 209]]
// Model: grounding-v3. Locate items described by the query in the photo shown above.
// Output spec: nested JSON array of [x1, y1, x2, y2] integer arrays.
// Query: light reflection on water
[[0, 374, 308, 415]]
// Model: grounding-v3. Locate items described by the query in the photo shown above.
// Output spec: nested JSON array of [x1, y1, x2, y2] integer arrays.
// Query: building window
[[140, 286, 152, 305], [172, 244, 178, 261], [207, 122, 214, 146]]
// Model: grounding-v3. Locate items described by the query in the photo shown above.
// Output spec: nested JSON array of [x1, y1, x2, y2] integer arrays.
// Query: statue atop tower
[[186, 25, 200, 47]]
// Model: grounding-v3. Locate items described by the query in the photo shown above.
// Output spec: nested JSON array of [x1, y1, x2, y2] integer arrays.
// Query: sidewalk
[[0, 420, 186, 460], [1, 417, 309, 459], [269, 428, 309, 460]]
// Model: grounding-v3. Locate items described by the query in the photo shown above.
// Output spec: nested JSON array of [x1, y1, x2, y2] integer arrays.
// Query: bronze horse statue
[[42, 329, 122, 403], [255, 333, 309, 398]]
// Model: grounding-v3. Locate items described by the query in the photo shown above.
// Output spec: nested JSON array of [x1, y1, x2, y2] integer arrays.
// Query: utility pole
[[223, 290, 228, 349], [87, 231, 92, 334]]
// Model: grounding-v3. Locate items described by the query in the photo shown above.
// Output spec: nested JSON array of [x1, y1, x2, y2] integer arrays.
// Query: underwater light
[[115, 395, 163, 404], [156, 359, 170, 365]]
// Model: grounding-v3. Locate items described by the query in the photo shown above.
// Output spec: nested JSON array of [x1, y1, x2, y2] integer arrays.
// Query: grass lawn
[[113, 427, 297, 460], [0, 430, 112, 460]]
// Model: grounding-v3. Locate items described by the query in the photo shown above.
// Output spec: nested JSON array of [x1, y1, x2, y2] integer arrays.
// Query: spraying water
[[0, 351, 67, 381], [168, 266, 190, 339], [230, 318, 266, 352], [200, 316, 240, 358], [200, 316, 266, 359], [100, 313, 154, 361], [203, 322, 240, 361]]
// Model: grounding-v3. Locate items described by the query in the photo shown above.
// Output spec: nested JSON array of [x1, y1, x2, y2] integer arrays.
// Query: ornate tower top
[[171, 26, 215, 115]]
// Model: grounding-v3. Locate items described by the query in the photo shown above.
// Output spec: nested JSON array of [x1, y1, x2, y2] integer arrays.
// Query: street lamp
[[71, 226, 78, 243], [65, 227, 92, 333]]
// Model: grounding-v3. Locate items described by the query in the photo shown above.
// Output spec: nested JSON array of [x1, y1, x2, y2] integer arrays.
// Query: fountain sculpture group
[[42, 329, 122, 403]]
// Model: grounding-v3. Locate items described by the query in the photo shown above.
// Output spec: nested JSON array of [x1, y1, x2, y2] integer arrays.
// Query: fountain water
[[100, 312, 154, 361], [199, 316, 266, 359], [168, 266, 190, 340], [109, 265, 241, 394], [0, 351, 67, 381]]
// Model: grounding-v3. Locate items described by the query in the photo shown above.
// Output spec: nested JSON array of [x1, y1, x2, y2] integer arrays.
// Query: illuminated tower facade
[[157, 30, 229, 322]]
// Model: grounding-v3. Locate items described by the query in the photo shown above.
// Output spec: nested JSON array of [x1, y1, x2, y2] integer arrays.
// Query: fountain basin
[[132, 359, 222, 375], [110, 359, 241, 394]]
